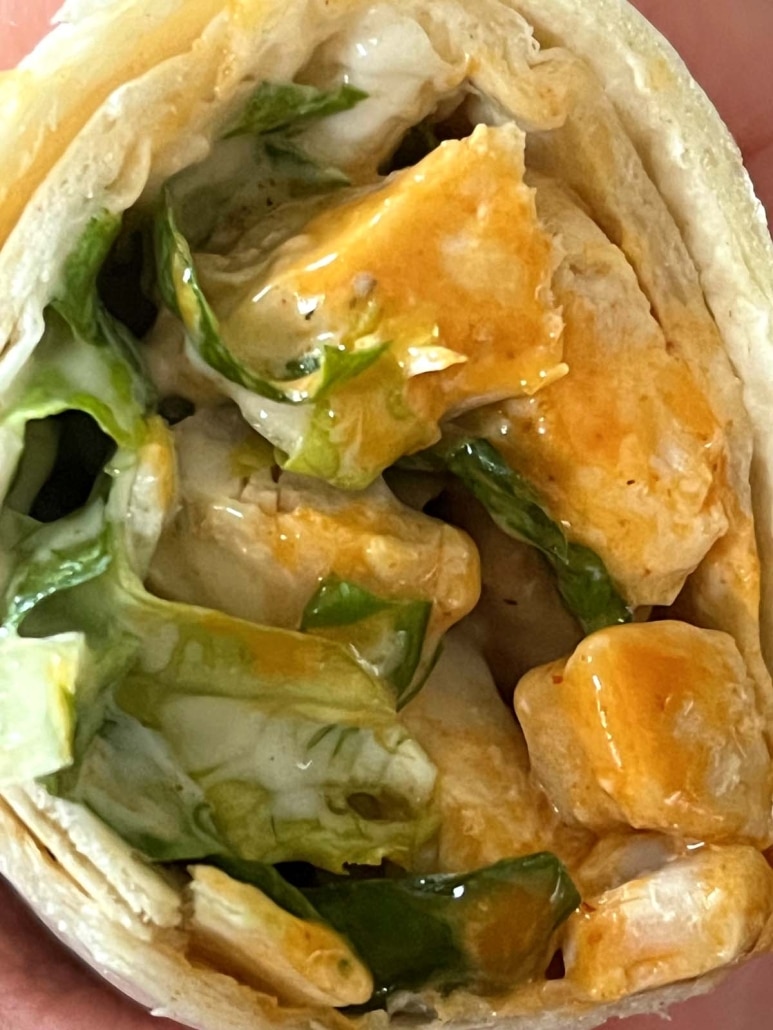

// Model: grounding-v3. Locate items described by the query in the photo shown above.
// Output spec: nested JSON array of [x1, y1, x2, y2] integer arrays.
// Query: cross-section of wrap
[[1, 1, 773, 1029]]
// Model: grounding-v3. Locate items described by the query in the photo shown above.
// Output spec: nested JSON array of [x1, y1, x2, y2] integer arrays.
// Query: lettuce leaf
[[0, 211, 150, 497], [2, 499, 111, 631], [68, 676, 437, 871], [50, 553, 438, 869], [167, 81, 367, 251], [224, 82, 368, 140], [224, 82, 367, 192], [0, 210, 151, 622], [154, 195, 387, 404], [0, 507, 115, 788], [301, 576, 434, 707], [406, 436, 631, 633], [184, 850, 579, 1004], [274, 347, 443, 489], [61, 697, 227, 862], [307, 852, 579, 999], [263, 136, 351, 190], [25, 442, 439, 872], [53, 211, 122, 335], [0, 633, 86, 784], [0, 211, 151, 783]]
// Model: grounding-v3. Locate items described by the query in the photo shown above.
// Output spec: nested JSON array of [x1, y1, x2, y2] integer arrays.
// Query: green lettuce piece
[[32, 462, 439, 872], [301, 576, 433, 707], [2, 499, 111, 631], [51, 210, 148, 398], [0, 210, 152, 623], [277, 348, 441, 490], [224, 82, 368, 140], [411, 437, 631, 634], [154, 195, 386, 404], [223, 82, 367, 191], [68, 674, 436, 871], [263, 136, 351, 190], [0, 632, 86, 784], [53, 211, 122, 338], [305, 852, 580, 999], [63, 697, 226, 862], [167, 81, 367, 249], [1, 307, 148, 477], [1, 211, 150, 483], [0, 211, 152, 783]]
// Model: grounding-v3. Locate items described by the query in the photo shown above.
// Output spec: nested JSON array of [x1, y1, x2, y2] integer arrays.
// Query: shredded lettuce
[[40, 513, 438, 871], [69, 682, 437, 871], [301, 576, 434, 707], [223, 81, 368, 189], [53, 211, 122, 335], [405, 436, 631, 633], [224, 82, 369, 140], [263, 136, 352, 189], [154, 195, 387, 405], [0, 212, 154, 784], [0, 501, 112, 787], [2, 500, 111, 631], [168, 81, 369, 251], [1, 211, 150, 481], [0, 633, 85, 784], [5, 425, 438, 871]]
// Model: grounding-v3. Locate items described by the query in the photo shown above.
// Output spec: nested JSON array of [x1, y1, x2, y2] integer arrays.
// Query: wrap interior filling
[[1, 0, 772, 1022]]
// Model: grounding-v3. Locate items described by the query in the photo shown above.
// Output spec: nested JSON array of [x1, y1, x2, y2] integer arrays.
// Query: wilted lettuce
[[405, 435, 631, 634]]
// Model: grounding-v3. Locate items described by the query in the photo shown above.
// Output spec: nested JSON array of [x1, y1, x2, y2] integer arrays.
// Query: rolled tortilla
[[1, 1, 773, 1028]]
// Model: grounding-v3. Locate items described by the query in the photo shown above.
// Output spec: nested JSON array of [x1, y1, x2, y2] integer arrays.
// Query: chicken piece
[[563, 845, 773, 1002], [467, 175, 728, 609], [148, 407, 480, 641], [572, 831, 685, 898], [143, 309, 225, 411], [400, 631, 592, 874], [186, 865, 372, 1007], [515, 621, 772, 845], [195, 124, 565, 484]]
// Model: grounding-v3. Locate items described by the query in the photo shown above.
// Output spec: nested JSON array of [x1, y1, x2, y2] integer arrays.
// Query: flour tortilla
[[1, 1, 772, 1027]]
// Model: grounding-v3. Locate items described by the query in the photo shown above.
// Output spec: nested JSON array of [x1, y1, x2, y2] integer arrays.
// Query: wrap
[[1, 1, 773, 1028]]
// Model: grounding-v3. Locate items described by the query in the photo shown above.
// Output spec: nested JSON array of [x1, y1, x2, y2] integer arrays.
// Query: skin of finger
[[0, 1, 772, 1029], [0, 0, 59, 67]]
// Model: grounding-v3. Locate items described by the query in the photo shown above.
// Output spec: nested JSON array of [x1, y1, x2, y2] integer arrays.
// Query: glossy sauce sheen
[[516, 621, 772, 845], [563, 845, 773, 1002], [205, 124, 564, 477], [148, 409, 480, 638]]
